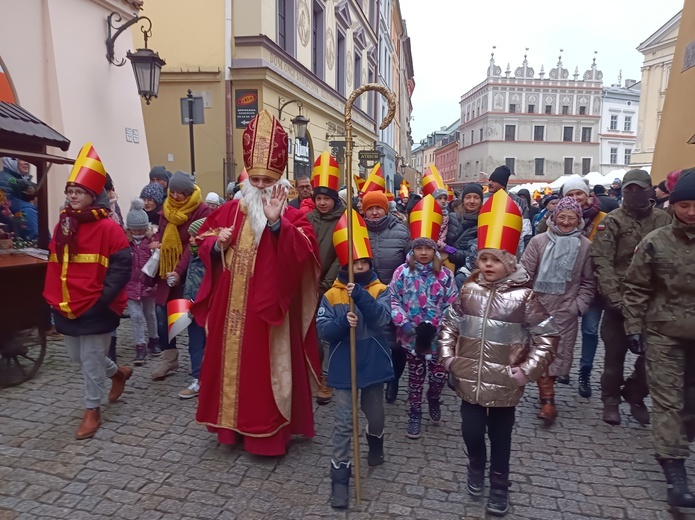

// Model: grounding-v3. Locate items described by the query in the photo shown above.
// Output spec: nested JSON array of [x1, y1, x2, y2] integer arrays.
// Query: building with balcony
[[457, 51, 603, 184]]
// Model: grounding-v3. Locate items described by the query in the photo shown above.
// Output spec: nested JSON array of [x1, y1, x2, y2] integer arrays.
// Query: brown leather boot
[[108, 366, 133, 403], [151, 349, 179, 380], [602, 404, 621, 425], [537, 375, 557, 424], [316, 375, 333, 405], [75, 408, 101, 440]]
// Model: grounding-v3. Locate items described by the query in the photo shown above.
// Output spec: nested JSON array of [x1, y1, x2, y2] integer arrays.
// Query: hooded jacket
[[306, 201, 344, 292], [317, 270, 394, 389], [364, 213, 411, 284], [445, 211, 479, 271], [439, 267, 558, 407], [126, 236, 154, 301]]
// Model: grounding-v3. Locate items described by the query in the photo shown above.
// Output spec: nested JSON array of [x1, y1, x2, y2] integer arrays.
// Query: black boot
[[660, 459, 695, 508], [108, 336, 117, 364], [486, 471, 510, 516], [365, 432, 384, 467], [385, 379, 398, 404], [578, 367, 591, 398], [330, 462, 351, 509], [466, 457, 485, 496]]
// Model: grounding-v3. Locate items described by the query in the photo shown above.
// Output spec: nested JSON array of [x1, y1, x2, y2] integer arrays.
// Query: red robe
[[192, 200, 321, 456]]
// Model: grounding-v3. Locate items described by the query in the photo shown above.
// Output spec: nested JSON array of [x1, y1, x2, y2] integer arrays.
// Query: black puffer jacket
[[365, 214, 411, 285], [446, 212, 479, 271]]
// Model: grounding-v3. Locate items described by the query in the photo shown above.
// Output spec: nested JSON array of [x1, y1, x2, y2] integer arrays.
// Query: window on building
[[277, 0, 294, 54], [579, 106, 586, 115], [509, 103, 516, 113], [504, 125, 516, 141], [581, 127, 592, 142], [367, 66, 375, 115], [471, 130, 474, 144], [624, 116, 632, 132], [311, 2, 324, 78], [624, 148, 632, 165], [610, 148, 618, 164], [545, 105, 552, 114], [562, 105, 569, 115], [528, 104, 535, 114], [353, 51, 362, 108], [563, 126, 573, 142], [461, 134, 465, 147], [564, 157, 574, 175], [505, 157, 515, 173], [533, 126, 545, 141], [459, 164, 462, 179], [479, 128, 483, 141], [336, 31, 346, 96], [535, 158, 545, 176], [610, 114, 618, 130], [582, 158, 592, 174]]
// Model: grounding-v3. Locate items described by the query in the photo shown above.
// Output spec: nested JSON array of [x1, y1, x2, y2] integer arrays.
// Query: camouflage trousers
[[645, 328, 695, 459], [600, 308, 648, 406]]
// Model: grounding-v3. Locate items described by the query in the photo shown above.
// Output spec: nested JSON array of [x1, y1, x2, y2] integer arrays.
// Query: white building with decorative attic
[[598, 81, 641, 175], [457, 50, 603, 183]]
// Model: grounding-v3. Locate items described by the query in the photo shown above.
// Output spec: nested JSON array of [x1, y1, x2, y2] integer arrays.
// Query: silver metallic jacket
[[439, 267, 559, 408]]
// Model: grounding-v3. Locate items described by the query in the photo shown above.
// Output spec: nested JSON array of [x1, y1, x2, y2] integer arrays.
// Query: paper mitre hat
[[409, 194, 442, 248], [421, 166, 446, 198], [361, 163, 386, 194], [477, 189, 522, 255], [353, 174, 366, 193], [242, 109, 288, 180], [332, 209, 373, 266], [399, 180, 410, 199], [66, 142, 107, 195], [385, 191, 395, 202], [238, 168, 249, 185], [167, 299, 192, 343], [311, 151, 340, 191], [447, 185, 455, 202]]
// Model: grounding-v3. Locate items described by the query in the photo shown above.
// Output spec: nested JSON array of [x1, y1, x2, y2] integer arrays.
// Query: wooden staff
[[344, 83, 396, 505]]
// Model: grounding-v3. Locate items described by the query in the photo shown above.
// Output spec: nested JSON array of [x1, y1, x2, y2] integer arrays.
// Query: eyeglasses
[[556, 216, 579, 225], [65, 188, 88, 197]]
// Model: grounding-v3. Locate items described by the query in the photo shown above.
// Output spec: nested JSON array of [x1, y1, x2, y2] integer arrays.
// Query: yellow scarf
[[159, 185, 202, 277]]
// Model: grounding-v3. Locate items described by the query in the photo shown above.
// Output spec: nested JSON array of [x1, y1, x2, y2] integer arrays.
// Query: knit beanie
[[461, 183, 484, 199], [551, 196, 584, 228], [478, 248, 517, 275], [168, 171, 196, 196], [140, 182, 165, 205], [126, 198, 150, 231], [338, 188, 348, 206], [187, 218, 206, 255], [593, 184, 606, 195], [542, 194, 559, 208], [105, 173, 115, 192], [666, 170, 683, 194], [658, 180, 669, 194], [432, 188, 448, 200], [411, 237, 438, 250], [362, 191, 389, 214], [205, 192, 221, 205], [562, 177, 590, 197], [312, 186, 341, 207], [669, 168, 695, 204], [149, 166, 170, 183], [489, 165, 512, 187], [226, 182, 236, 196]]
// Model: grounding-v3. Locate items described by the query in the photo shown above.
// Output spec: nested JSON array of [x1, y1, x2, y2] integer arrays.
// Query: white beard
[[241, 178, 292, 247]]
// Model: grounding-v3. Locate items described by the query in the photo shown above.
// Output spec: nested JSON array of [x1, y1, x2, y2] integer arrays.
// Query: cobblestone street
[[1, 324, 694, 520]]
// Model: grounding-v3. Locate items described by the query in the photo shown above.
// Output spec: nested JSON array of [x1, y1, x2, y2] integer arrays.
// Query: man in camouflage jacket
[[591, 169, 671, 426], [622, 169, 695, 508]]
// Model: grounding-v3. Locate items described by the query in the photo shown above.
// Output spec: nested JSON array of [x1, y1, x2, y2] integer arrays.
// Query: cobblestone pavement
[[2, 324, 695, 520]]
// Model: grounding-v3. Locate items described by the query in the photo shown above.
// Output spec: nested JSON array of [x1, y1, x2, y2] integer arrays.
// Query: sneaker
[[178, 379, 200, 399], [147, 337, 162, 357], [556, 375, 570, 385], [406, 410, 422, 439], [467, 466, 485, 497], [428, 399, 442, 424], [134, 344, 147, 366]]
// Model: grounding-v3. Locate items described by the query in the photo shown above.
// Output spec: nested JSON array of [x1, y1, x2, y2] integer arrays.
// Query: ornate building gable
[[637, 11, 682, 54]]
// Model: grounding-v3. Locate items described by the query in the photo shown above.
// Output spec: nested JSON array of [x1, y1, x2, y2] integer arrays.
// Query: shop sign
[[235, 90, 259, 128], [294, 137, 311, 165]]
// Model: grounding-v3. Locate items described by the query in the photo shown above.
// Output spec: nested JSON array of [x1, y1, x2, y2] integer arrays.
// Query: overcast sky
[[400, 0, 684, 144]]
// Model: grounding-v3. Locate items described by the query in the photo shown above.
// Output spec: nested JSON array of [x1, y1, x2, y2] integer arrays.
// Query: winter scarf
[[159, 185, 202, 277], [581, 196, 601, 237], [56, 192, 110, 262]]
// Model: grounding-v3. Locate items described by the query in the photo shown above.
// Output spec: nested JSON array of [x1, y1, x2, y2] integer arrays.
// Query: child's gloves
[[443, 245, 456, 255], [402, 322, 417, 337], [510, 366, 529, 387]]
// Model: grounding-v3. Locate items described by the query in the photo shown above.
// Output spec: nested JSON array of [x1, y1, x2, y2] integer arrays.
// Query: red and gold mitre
[[311, 151, 340, 191], [66, 142, 107, 195], [332, 209, 373, 266], [399, 180, 410, 199], [361, 163, 386, 194], [409, 194, 442, 242], [385, 191, 395, 202], [353, 174, 366, 193], [167, 299, 192, 343], [421, 166, 446, 197], [242, 109, 288, 180], [447, 185, 455, 202], [477, 189, 522, 255], [238, 168, 249, 184]]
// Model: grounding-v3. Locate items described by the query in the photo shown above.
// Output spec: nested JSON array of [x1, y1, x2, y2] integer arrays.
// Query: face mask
[[622, 190, 651, 212]]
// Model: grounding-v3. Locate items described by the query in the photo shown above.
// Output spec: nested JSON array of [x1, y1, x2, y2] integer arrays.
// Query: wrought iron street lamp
[[278, 98, 310, 138]]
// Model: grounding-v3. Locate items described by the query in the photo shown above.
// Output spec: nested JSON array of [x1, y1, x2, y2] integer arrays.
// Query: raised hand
[[263, 184, 287, 225]]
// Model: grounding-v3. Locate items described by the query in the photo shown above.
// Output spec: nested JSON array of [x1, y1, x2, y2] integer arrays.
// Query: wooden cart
[[0, 102, 72, 388]]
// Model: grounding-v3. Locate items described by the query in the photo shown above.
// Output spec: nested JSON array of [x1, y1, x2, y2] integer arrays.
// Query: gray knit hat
[[432, 188, 448, 200], [168, 170, 196, 196], [126, 198, 150, 230]]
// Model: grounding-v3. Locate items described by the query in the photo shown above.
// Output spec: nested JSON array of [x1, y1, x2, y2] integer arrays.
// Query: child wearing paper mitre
[[316, 210, 394, 510], [438, 189, 559, 517]]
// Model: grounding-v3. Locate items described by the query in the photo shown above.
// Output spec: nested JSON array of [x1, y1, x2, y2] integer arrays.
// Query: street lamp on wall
[[106, 12, 166, 105], [278, 97, 310, 138]]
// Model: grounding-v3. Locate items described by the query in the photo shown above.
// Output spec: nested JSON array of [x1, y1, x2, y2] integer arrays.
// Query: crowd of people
[[36, 109, 695, 516]]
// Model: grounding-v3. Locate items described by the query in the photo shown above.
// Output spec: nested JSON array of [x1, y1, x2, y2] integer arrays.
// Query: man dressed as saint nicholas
[[192, 109, 321, 456]]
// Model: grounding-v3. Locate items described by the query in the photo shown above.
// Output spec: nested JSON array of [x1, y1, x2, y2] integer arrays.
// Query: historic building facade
[[598, 82, 641, 175], [631, 11, 680, 168], [457, 52, 603, 183], [434, 120, 460, 185]]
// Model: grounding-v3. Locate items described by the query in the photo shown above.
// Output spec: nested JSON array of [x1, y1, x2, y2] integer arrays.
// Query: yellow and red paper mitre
[[399, 180, 410, 199], [477, 189, 522, 255], [311, 151, 340, 191], [409, 194, 442, 243], [447, 185, 455, 202], [242, 109, 288, 180], [238, 168, 249, 185], [167, 299, 192, 343], [385, 191, 395, 203], [353, 174, 366, 193], [332, 209, 373, 266], [421, 166, 446, 198], [361, 163, 386, 194], [66, 142, 107, 195]]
